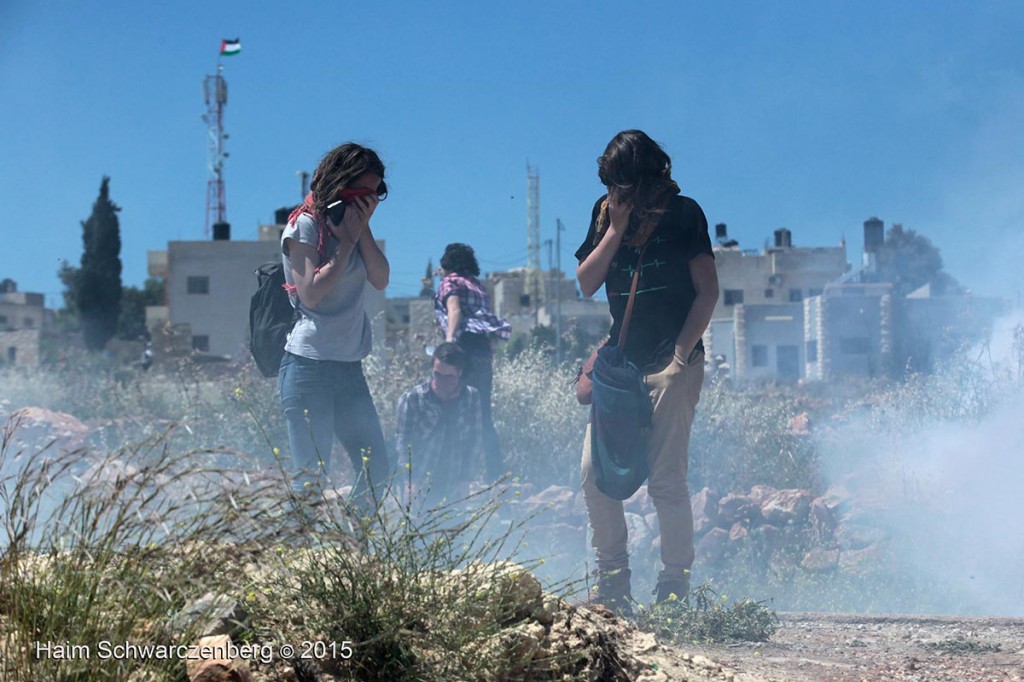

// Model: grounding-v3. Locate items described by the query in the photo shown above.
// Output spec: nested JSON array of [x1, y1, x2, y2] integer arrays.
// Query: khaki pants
[[581, 350, 704, 583]]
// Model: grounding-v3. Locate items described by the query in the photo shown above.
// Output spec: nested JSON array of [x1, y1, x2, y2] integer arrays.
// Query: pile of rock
[[504, 478, 891, 581]]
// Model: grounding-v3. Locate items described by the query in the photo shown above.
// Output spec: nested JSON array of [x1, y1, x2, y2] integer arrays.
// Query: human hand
[[606, 191, 632, 233], [330, 193, 379, 244]]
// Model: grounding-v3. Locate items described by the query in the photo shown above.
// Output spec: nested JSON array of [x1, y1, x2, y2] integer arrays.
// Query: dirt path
[[645, 612, 1024, 682]]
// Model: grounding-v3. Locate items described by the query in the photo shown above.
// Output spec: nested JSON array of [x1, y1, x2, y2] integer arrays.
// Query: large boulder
[[761, 489, 813, 526], [690, 487, 719, 536], [170, 592, 249, 639], [7, 407, 89, 456], [717, 492, 761, 527], [185, 635, 252, 682], [624, 485, 655, 516], [695, 527, 730, 566], [810, 496, 837, 539], [625, 512, 656, 565]]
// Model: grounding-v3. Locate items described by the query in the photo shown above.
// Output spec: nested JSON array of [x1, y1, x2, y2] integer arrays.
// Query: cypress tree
[[78, 177, 123, 350]]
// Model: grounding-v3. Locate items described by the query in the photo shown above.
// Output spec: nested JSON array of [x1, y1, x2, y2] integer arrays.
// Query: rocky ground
[[634, 612, 1024, 682]]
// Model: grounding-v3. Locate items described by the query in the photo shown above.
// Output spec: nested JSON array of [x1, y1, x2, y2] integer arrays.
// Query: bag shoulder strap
[[616, 244, 648, 349]]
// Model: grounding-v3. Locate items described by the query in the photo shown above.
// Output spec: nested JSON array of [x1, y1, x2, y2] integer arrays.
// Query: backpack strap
[[616, 244, 648, 349]]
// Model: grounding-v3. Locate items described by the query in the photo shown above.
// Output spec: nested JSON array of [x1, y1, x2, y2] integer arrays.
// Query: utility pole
[[544, 238, 553, 303], [526, 164, 544, 315]]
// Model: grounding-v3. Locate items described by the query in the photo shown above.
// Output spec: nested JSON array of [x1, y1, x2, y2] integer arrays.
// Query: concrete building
[[384, 296, 437, 354], [711, 223, 849, 323], [803, 282, 894, 381], [707, 223, 848, 374], [0, 280, 47, 366], [714, 218, 1005, 384], [147, 218, 386, 363], [733, 302, 806, 382], [536, 299, 612, 348], [147, 236, 281, 359], [895, 284, 1006, 375]]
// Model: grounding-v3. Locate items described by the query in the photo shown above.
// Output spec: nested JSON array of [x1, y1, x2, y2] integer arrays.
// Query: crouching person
[[395, 342, 486, 505]]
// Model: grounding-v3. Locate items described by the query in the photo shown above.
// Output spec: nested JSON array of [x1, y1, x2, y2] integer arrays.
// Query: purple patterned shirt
[[435, 273, 511, 342]]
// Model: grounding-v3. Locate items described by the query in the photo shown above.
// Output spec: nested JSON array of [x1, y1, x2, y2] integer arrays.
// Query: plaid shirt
[[395, 381, 485, 497], [435, 273, 511, 343]]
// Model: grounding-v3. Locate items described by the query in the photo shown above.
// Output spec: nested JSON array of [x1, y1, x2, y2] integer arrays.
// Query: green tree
[[54, 259, 81, 333], [76, 177, 123, 350], [118, 278, 164, 340], [876, 223, 961, 297]]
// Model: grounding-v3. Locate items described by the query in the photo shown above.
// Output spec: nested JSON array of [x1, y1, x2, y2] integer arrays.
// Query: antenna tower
[[526, 163, 544, 308], [203, 66, 228, 237]]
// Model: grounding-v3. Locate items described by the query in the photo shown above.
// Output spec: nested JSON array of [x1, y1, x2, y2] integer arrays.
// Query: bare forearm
[[576, 228, 625, 297], [446, 307, 462, 342], [674, 253, 719, 361], [674, 289, 718, 361], [294, 237, 358, 309], [358, 230, 390, 290]]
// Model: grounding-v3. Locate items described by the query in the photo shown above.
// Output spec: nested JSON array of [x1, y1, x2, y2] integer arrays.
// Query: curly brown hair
[[310, 143, 388, 219], [594, 130, 680, 246], [439, 243, 481, 278]]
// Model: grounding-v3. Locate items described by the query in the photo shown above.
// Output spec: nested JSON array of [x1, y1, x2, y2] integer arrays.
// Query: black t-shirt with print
[[574, 193, 714, 366]]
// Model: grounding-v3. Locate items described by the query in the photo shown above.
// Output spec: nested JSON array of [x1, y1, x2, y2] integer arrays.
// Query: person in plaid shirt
[[395, 342, 485, 503], [435, 243, 511, 480]]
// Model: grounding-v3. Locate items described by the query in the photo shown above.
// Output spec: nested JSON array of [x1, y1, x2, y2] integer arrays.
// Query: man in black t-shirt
[[575, 193, 715, 366], [576, 130, 719, 613]]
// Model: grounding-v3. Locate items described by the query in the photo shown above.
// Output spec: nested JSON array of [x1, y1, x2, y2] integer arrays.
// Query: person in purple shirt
[[434, 243, 511, 480]]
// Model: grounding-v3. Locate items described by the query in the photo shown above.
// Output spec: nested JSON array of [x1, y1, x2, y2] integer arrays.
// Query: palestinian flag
[[220, 39, 241, 56]]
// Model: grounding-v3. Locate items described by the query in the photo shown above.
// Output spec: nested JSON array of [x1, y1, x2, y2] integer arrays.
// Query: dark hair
[[433, 342, 469, 371], [440, 243, 480, 277], [597, 129, 677, 215], [310, 143, 388, 219]]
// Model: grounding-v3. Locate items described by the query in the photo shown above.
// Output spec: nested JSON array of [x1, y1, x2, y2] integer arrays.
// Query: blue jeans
[[278, 352, 392, 507]]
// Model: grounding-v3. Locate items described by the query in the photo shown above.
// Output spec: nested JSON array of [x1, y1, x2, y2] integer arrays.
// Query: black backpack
[[249, 261, 298, 377]]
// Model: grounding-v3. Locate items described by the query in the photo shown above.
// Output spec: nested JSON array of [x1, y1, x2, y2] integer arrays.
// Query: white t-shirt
[[281, 213, 372, 361]]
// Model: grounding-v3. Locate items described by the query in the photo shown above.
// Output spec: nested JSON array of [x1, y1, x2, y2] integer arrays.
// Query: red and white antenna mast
[[203, 64, 229, 238]]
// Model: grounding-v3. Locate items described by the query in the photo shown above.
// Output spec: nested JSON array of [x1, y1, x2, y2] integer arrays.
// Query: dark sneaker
[[654, 578, 690, 605], [595, 568, 634, 618]]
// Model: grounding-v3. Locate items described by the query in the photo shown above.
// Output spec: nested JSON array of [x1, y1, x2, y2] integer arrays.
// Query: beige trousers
[[581, 349, 704, 583]]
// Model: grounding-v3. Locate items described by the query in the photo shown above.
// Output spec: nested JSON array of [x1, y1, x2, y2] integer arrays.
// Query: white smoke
[[818, 311, 1024, 616]]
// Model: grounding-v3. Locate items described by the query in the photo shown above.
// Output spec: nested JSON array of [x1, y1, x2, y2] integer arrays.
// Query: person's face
[[348, 172, 383, 196], [430, 359, 462, 401]]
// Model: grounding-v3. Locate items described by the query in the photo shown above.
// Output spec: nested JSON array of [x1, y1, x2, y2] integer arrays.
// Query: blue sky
[[2, 1, 1022, 307]]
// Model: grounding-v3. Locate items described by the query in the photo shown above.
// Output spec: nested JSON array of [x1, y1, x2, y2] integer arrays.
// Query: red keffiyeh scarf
[[288, 192, 332, 263]]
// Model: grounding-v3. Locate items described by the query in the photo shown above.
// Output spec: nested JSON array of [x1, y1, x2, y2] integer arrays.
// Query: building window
[[192, 335, 210, 352], [187, 276, 210, 295], [0, 315, 7, 326], [23, 317, 35, 328], [752, 345, 768, 367], [764, 288, 774, 299], [724, 289, 744, 305], [6, 347, 15, 364], [840, 337, 870, 354], [788, 289, 803, 302], [806, 340, 818, 362]]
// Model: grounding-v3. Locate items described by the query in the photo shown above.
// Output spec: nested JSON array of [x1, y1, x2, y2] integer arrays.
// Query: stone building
[[0, 280, 48, 367], [147, 216, 386, 363]]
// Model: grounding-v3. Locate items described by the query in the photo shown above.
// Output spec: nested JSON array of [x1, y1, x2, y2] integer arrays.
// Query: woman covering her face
[[277, 142, 393, 509]]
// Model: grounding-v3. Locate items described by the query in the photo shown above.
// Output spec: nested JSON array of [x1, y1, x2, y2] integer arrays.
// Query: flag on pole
[[220, 38, 241, 56]]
